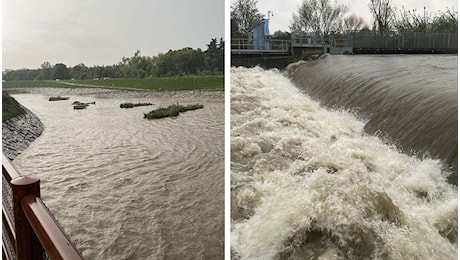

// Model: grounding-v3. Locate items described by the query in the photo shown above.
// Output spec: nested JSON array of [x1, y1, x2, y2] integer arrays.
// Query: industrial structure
[[231, 18, 458, 68]]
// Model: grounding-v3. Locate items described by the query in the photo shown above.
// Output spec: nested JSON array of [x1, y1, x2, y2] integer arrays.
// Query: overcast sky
[[3, 0, 224, 69], [234, 0, 457, 33]]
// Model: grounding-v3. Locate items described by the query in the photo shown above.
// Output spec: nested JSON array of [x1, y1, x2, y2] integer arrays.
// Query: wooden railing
[[2, 154, 84, 260]]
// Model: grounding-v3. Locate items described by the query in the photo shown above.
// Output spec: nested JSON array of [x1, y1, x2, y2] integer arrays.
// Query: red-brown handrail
[[21, 195, 84, 259], [2, 154, 20, 181], [2, 153, 84, 260]]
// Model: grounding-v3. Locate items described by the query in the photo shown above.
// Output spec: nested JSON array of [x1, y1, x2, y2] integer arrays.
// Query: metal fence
[[290, 31, 458, 50], [232, 31, 457, 55], [348, 31, 458, 49], [291, 33, 330, 46]]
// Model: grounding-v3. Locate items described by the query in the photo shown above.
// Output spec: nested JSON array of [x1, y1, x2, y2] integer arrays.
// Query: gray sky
[[3, 0, 224, 69], [233, 0, 457, 33]]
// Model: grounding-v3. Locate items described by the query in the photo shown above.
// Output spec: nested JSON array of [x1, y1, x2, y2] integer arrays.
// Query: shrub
[[144, 104, 204, 119]]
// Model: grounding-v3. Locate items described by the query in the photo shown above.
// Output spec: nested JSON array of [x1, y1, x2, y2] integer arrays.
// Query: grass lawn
[[2, 75, 224, 91], [2, 81, 70, 88]]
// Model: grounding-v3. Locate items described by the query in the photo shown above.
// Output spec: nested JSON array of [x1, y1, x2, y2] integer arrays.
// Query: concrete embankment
[[2, 106, 44, 160]]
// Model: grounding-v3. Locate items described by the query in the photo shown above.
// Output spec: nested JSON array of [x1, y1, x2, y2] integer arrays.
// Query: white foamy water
[[11, 89, 224, 259], [231, 67, 457, 259]]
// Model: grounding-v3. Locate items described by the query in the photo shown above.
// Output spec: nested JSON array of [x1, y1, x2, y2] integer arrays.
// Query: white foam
[[231, 66, 457, 260]]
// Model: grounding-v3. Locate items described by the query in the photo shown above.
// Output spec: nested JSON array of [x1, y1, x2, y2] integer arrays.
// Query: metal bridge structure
[[231, 30, 458, 61]]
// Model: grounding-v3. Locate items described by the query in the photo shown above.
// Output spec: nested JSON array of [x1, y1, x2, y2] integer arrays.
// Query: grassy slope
[[2, 75, 224, 91], [2, 92, 25, 122]]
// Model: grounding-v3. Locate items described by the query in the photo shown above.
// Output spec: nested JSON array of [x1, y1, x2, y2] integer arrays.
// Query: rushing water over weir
[[231, 61, 457, 259], [286, 55, 458, 184]]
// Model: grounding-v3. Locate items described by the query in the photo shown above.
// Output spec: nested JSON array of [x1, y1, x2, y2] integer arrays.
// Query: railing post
[[11, 176, 44, 260]]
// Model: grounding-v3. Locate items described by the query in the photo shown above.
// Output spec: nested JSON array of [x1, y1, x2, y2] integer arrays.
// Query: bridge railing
[[291, 33, 330, 47], [2, 154, 84, 260]]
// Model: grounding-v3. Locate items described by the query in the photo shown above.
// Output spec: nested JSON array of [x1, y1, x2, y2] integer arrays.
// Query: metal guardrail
[[291, 31, 458, 49], [2, 154, 84, 260], [348, 31, 458, 49], [231, 38, 290, 54], [291, 33, 331, 47]]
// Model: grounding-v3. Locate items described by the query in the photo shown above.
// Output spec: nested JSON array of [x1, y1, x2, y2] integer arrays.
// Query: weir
[[231, 66, 458, 259], [285, 55, 458, 185]]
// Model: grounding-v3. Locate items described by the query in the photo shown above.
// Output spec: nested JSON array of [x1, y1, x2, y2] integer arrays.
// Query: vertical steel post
[[447, 33, 450, 48]]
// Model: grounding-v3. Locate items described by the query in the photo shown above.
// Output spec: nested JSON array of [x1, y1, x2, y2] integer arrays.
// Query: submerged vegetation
[[2, 92, 25, 121], [49, 96, 70, 101], [72, 101, 96, 110], [144, 104, 204, 119], [120, 102, 153, 108]]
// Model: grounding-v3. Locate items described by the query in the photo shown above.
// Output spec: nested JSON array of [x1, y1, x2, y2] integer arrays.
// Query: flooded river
[[11, 88, 224, 259]]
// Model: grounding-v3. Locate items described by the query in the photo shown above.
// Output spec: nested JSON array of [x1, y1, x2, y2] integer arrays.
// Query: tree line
[[3, 38, 224, 81], [231, 0, 458, 38]]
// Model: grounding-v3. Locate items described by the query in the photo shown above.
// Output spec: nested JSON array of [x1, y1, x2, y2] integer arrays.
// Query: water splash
[[231, 66, 457, 260]]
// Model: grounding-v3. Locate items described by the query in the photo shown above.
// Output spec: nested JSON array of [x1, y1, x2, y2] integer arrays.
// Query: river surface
[[231, 56, 457, 260], [11, 88, 224, 259]]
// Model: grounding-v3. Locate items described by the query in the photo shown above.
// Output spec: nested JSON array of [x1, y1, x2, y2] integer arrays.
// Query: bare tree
[[290, 0, 348, 35], [231, 0, 263, 37], [343, 15, 369, 31], [393, 6, 429, 32], [369, 0, 395, 31]]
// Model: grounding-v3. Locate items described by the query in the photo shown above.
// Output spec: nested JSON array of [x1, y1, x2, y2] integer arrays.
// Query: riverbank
[[2, 75, 224, 91], [3, 91, 26, 121], [2, 105, 44, 160], [4, 87, 224, 99]]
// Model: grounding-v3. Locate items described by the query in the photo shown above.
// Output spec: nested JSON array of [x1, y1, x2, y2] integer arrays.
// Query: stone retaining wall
[[2, 106, 44, 160]]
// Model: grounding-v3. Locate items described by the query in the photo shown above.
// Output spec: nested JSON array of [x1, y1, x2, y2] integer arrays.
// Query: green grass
[[2, 92, 25, 122], [2, 81, 70, 88], [144, 104, 204, 119], [2, 76, 224, 91], [120, 102, 153, 108], [2, 75, 224, 91], [69, 76, 224, 91]]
